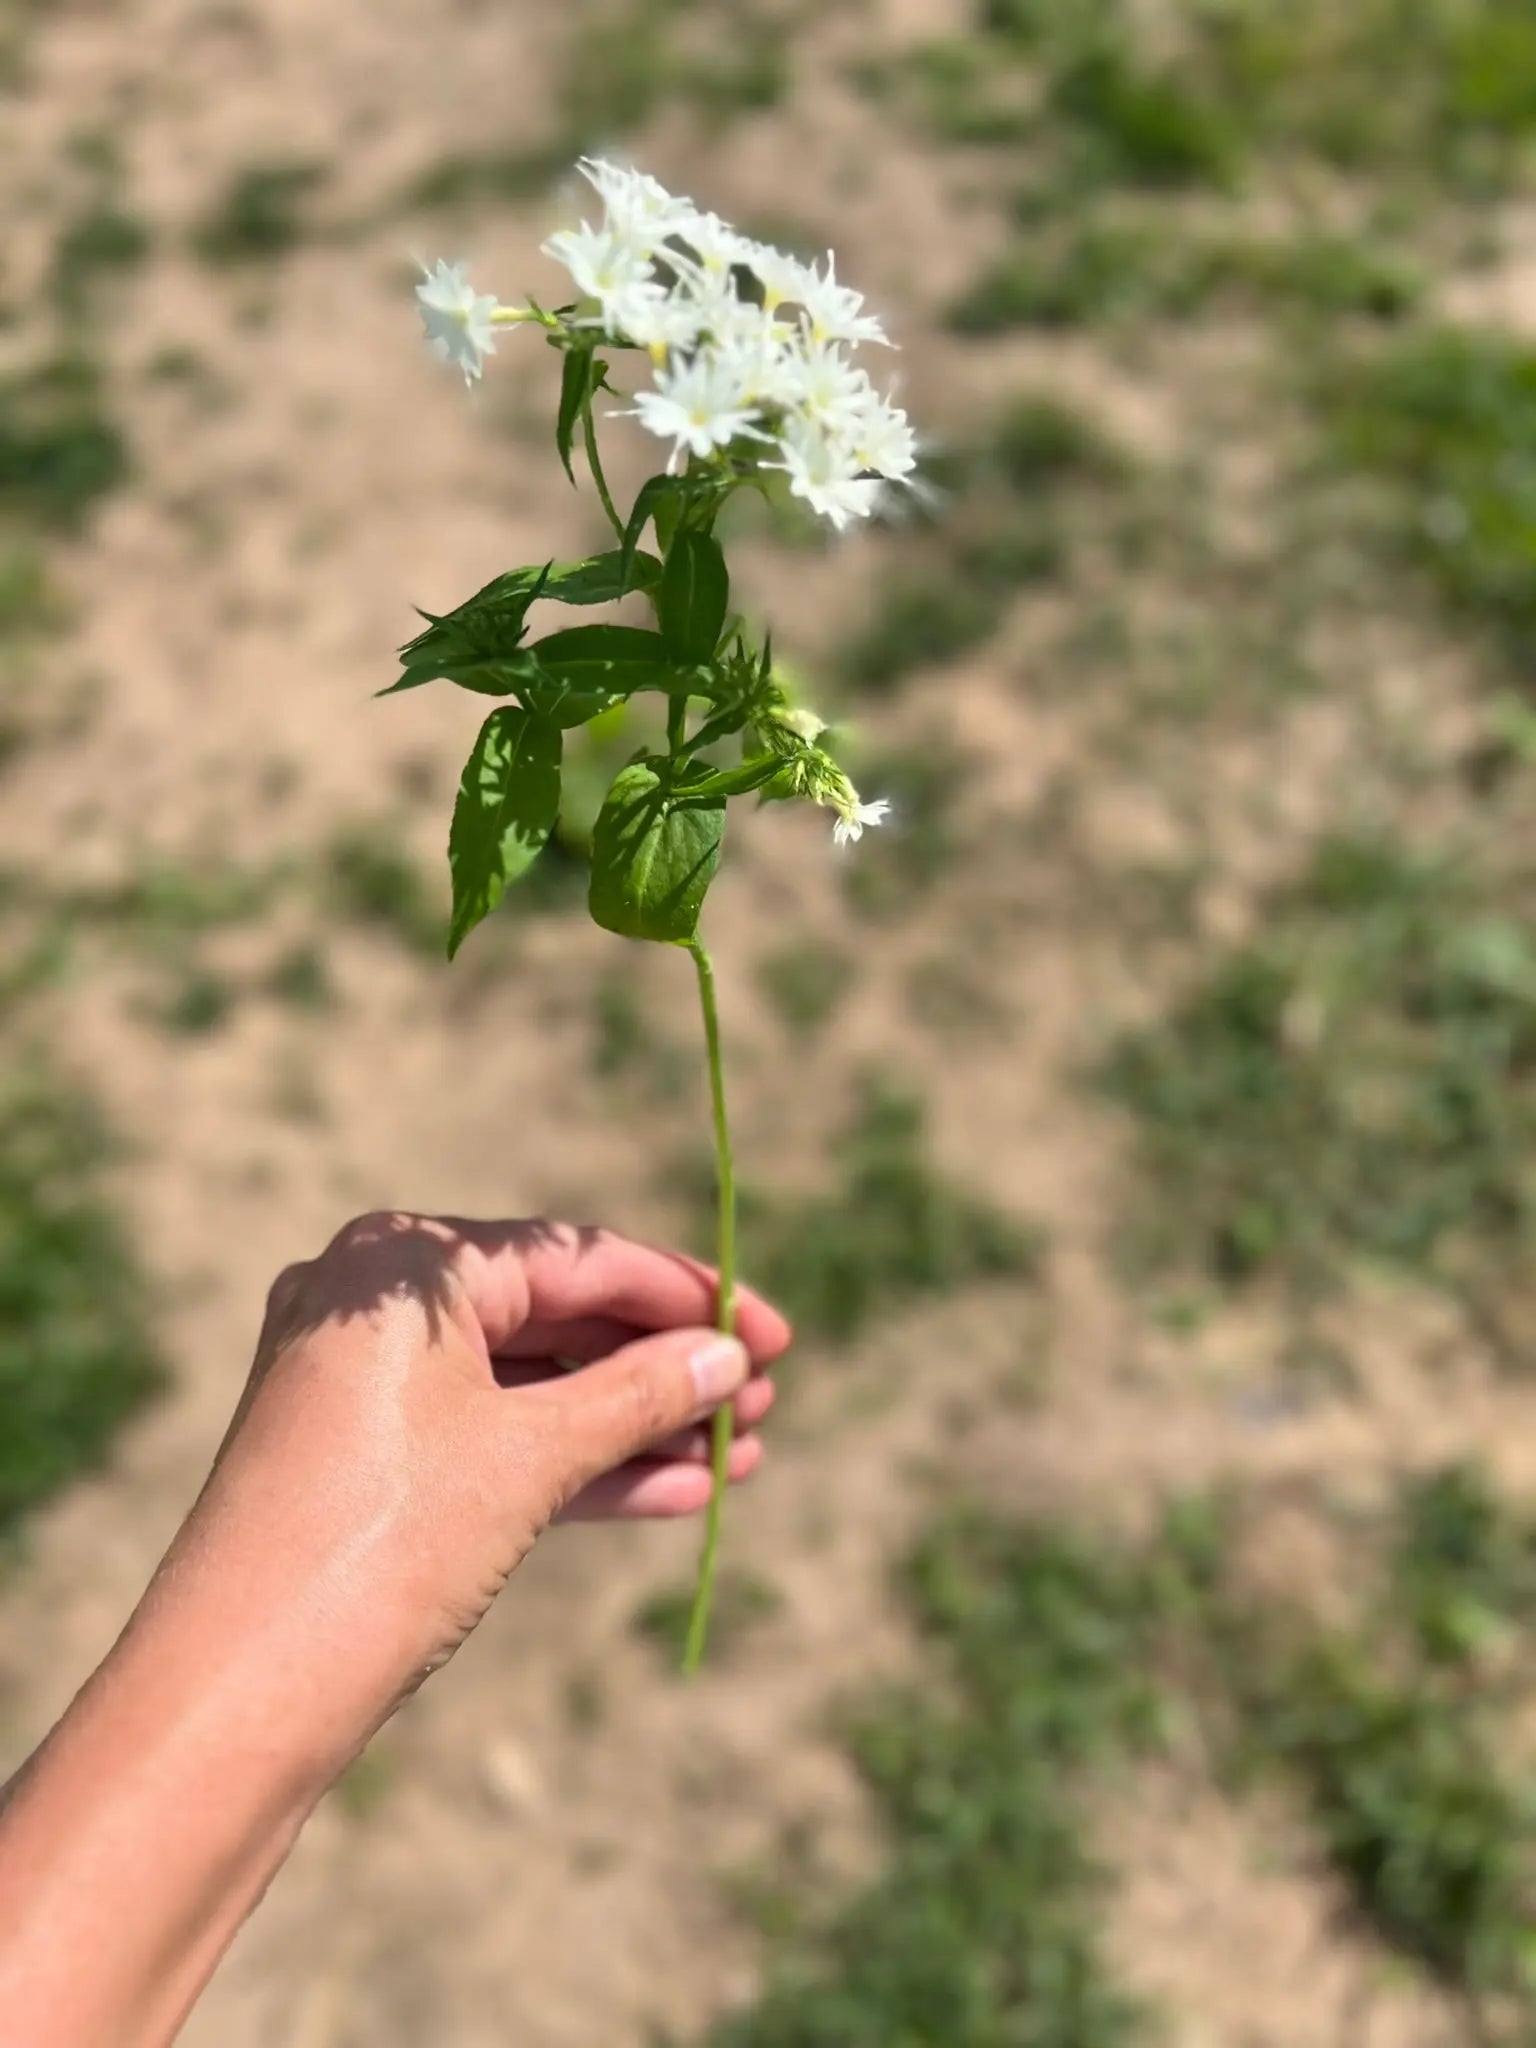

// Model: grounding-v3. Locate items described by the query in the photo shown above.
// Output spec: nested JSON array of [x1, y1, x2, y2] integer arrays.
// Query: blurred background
[[4, 0, 1536, 2040]]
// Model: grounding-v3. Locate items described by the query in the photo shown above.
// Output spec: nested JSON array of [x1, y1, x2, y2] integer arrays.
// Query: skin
[[0, 1211, 791, 2048]]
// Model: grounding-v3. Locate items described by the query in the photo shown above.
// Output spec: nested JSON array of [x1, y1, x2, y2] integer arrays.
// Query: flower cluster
[[416, 158, 917, 532]]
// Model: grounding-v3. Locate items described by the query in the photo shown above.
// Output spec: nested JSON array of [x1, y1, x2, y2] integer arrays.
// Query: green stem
[[682, 933, 737, 1676], [581, 394, 626, 544], [667, 697, 687, 758]]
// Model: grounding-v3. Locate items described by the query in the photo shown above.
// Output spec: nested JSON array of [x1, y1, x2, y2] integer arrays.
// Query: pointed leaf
[[543, 549, 663, 606], [385, 565, 551, 695], [620, 474, 683, 592], [588, 758, 725, 944], [514, 623, 695, 725], [556, 347, 599, 484], [658, 532, 730, 665], [447, 708, 561, 957]]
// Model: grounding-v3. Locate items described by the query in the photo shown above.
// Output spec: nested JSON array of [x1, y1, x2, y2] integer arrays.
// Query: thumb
[[543, 1326, 750, 1492]]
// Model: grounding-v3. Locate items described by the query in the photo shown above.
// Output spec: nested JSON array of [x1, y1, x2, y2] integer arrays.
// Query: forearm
[[0, 1511, 413, 2048]]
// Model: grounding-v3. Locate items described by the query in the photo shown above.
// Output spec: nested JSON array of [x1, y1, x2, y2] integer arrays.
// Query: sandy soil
[[1, 1, 1530, 2042]]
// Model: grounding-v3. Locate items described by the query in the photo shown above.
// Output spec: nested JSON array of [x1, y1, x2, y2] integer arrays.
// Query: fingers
[[446, 1219, 791, 1364], [535, 1324, 752, 1492], [493, 1362, 775, 1452], [558, 1434, 765, 1521]]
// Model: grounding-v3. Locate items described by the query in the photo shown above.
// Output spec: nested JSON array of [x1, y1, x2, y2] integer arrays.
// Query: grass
[[406, 0, 787, 212], [713, 1474, 1536, 2044], [836, 575, 1003, 692], [706, 1511, 1178, 2047], [0, 355, 128, 530], [1102, 831, 1536, 1313], [51, 200, 151, 311], [749, 1082, 1041, 1344], [324, 822, 445, 958], [635, 1567, 781, 1664], [1324, 325, 1536, 661], [756, 939, 852, 1038], [192, 160, 326, 264], [840, 741, 970, 921], [0, 1061, 164, 1542]]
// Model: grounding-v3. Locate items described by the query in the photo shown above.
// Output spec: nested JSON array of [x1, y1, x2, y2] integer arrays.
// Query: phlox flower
[[542, 221, 656, 307], [415, 259, 500, 384], [764, 417, 884, 530], [576, 157, 697, 253], [832, 797, 891, 847], [617, 352, 765, 471], [796, 252, 890, 348]]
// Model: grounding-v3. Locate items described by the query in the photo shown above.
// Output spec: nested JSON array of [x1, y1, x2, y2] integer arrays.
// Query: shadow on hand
[[257, 1210, 606, 1357]]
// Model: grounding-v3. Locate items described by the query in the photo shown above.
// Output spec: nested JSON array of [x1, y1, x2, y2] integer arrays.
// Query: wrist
[[0, 1504, 420, 2048]]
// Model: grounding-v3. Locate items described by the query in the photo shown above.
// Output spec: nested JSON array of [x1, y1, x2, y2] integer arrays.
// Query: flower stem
[[581, 394, 626, 544], [682, 932, 737, 1676]]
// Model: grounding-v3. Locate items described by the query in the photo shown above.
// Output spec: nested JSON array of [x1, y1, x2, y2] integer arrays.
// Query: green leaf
[[543, 549, 663, 606], [556, 347, 598, 484], [658, 532, 730, 665], [446, 708, 561, 957], [384, 564, 551, 696], [588, 757, 725, 944], [515, 622, 687, 726], [621, 474, 683, 592]]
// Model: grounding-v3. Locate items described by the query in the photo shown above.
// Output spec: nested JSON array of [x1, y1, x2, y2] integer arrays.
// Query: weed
[[750, 1082, 1040, 1343], [709, 1513, 1167, 2046], [324, 823, 444, 958], [841, 742, 969, 921], [264, 941, 334, 1013], [949, 220, 1200, 334], [193, 160, 326, 264], [635, 1567, 781, 1664], [1248, 1632, 1536, 2006], [0, 543, 68, 641], [51, 202, 151, 311], [756, 939, 852, 1038], [1102, 832, 1536, 1310], [0, 1060, 164, 1541], [0, 355, 128, 530], [1391, 1462, 1536, 1667], [1325, 325, 1536, 659], [836, 575, 1002, 692], [154, 964, 235, 1037]]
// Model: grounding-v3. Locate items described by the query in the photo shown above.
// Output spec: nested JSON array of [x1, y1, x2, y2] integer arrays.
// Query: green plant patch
[[749, 1083, 1041, 1343], [1325, 326, 1536, 660], [52, 201, 152, 310], [1103, 832, 1536, 1312], [0, 355, 128, 530], [706, 1512, 1178, 2047], [0, 1062, 164, 1541], [635, 1567, 782, 1664], [192, 160, 327, 264]]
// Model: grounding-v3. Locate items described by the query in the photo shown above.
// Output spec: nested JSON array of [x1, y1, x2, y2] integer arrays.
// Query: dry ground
[[3, 1, 1536, 2042]]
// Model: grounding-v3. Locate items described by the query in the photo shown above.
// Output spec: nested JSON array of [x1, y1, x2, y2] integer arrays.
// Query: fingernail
[[691, 1336, 749, 1406]]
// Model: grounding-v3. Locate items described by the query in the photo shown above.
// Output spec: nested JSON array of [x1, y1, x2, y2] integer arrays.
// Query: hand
[[196, 1210, 791, 1702], [0, 1213, 790, 2048]]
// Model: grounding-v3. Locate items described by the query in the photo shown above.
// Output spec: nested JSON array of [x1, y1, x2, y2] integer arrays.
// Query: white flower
[[780, 339, 875, 435], [618, 352, 765, 471], [542, 222, 655, 306], [848, 392, 918, 482], [797, 252, 890, 347], [739, 239, 816, 314], [577, 157, 696, 251], [782, 705, 828, 742], [673, 210, 751, 281], [416, 259, 500, 384], [832, 797, 891, 847], [765, 417, 884, 529], [592, 279, 704, 353]]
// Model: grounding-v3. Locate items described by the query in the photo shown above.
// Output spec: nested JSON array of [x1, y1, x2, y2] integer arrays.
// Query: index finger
[[444, 1218, 792, 1365]]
